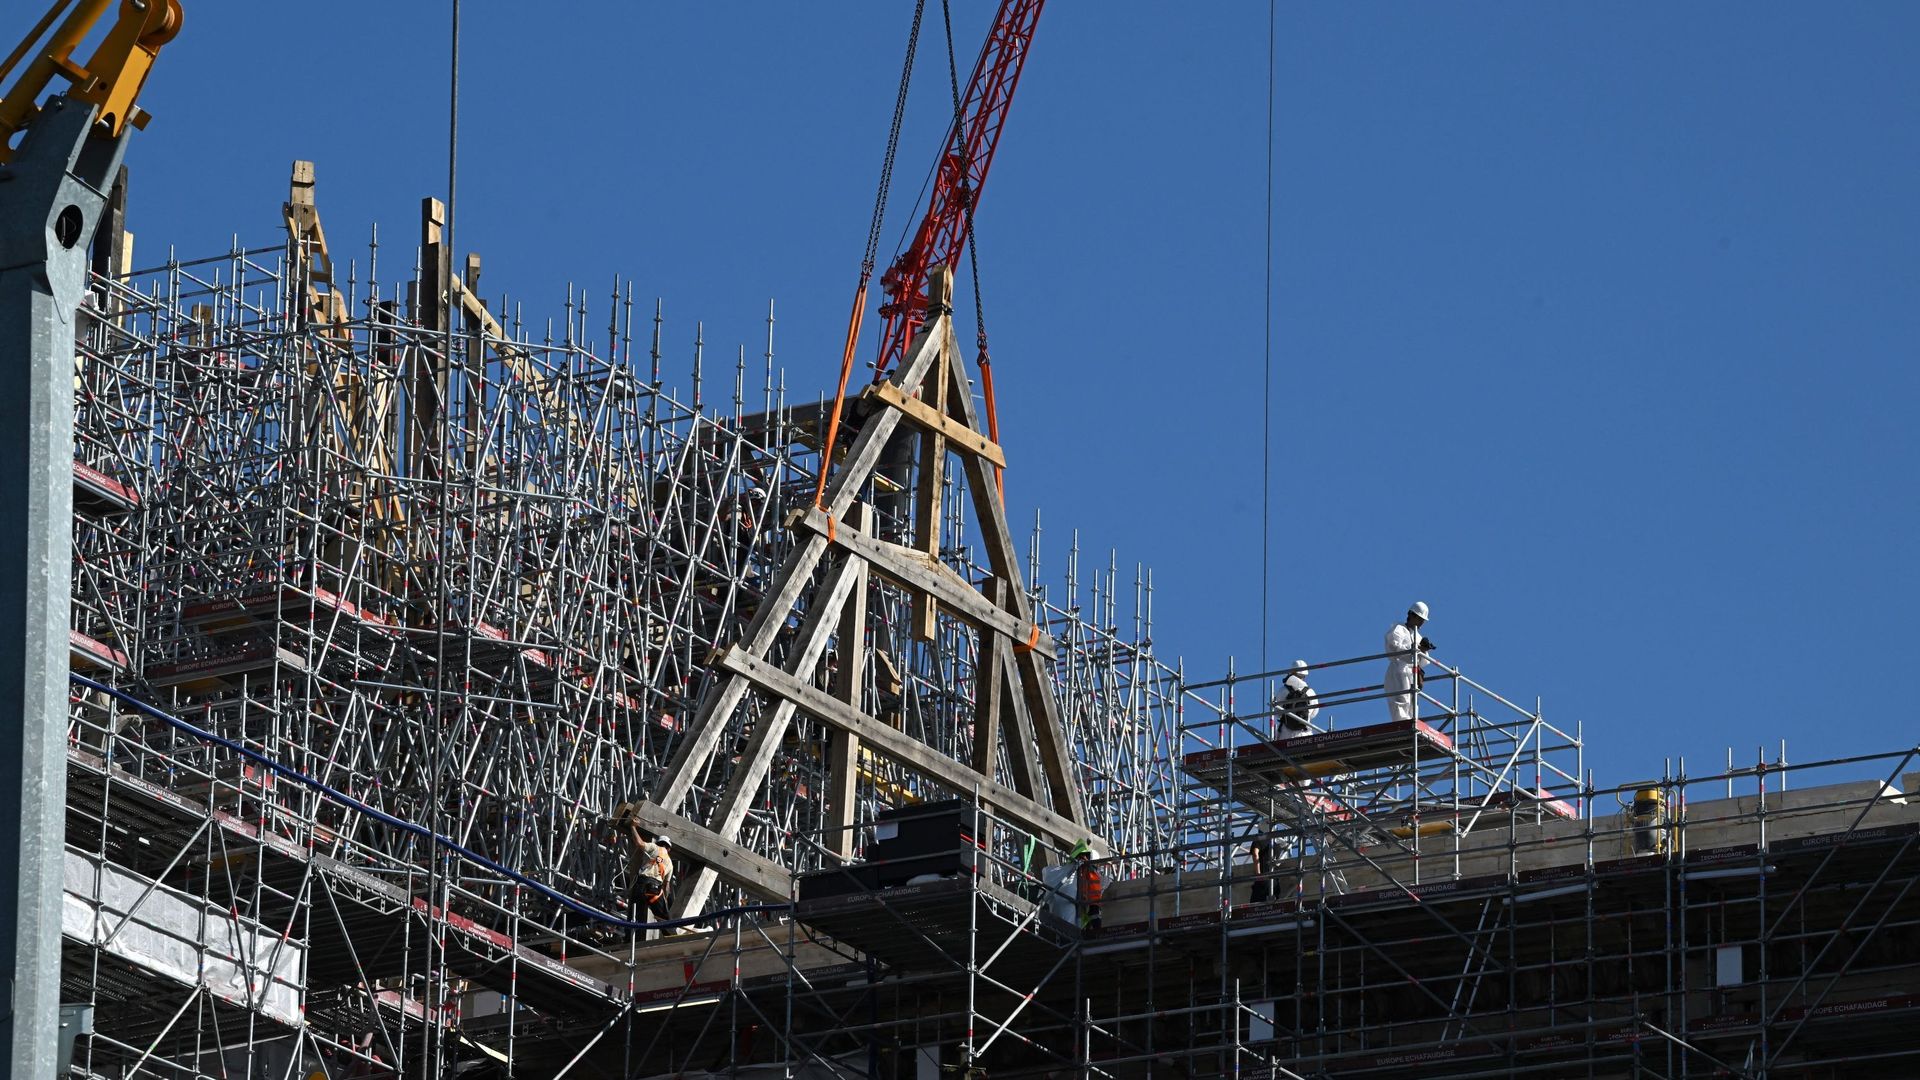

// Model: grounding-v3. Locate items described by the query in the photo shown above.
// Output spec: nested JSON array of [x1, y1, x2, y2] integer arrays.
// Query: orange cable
[[815, 282, 869, 519], [979, 354, 1004, 503]]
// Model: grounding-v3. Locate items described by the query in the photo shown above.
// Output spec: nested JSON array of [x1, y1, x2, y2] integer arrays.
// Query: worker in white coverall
[[1384, 602, 1435, 722], [1273, 659, 1319, 740]]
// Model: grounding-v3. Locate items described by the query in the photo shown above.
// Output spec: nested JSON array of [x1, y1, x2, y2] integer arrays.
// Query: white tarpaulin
[[62, 846, 305, 1027]]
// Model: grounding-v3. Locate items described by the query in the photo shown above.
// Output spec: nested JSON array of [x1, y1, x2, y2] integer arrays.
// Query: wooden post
[[826, 504, 872, 861], [410, 197, 449, 484]]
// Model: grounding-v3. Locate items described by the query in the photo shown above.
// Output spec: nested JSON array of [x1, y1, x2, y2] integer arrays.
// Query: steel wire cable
[[867, 0, 930, 281], [943, 0, 1004, 499], [815, 0, 932, 512], [1261, 1, 1276, 713]]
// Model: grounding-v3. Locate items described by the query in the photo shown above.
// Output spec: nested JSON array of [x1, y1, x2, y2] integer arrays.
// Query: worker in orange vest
[[1070, 839, 1103, 930], [626, 820, 675, 931]]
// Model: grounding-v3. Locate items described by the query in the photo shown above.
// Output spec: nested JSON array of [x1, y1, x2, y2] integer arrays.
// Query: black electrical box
[[795, 801, 983, 902], [869, 800, 976, 858]]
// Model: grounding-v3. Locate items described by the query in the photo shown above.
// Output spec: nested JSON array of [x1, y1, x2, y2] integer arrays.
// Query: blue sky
[[121, 3, 1918, 791]]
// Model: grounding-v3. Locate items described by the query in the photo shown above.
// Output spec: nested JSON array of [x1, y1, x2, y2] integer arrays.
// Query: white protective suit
[[1274, 675, 1319, 739], [1384, 622, 1423, 723]]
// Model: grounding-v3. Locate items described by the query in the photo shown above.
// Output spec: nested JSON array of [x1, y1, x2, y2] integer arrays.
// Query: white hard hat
[[656, 834, 672, 847], [1408, 601, 1430, 620], [1290, 659, 1309, 675]]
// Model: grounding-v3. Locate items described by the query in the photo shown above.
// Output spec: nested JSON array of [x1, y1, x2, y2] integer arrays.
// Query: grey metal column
[[0, 95, 127, 1077]]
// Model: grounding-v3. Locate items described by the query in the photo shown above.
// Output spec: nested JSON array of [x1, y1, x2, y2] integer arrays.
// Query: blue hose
[[69, 672, 792, 932]]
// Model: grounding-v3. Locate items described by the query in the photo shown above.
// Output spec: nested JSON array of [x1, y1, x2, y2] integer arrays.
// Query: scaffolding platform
[[1184, 719, 1455, 788], [64, 743, 632, 1029], [68, 628, 130, 674], [144, 641, 310, 687], [1182, 720, 1460, 829], [796, 872, 1072, 974], [72, 459, 139, 516], [179, 580, 399, 638]]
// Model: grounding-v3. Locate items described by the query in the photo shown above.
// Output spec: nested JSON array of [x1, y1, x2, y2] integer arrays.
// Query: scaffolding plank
[[1184, 719, 1455, 785]]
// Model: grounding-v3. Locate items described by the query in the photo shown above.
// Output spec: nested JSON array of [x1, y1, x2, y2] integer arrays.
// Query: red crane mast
[[815, 0, 1044, 512], [875, 0, 1045, 376]]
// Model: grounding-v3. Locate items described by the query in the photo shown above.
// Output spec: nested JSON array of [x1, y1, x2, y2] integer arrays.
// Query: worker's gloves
[[1418, 637, 1434, 652]]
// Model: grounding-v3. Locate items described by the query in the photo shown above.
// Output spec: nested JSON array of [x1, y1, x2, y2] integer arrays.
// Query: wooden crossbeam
[[867, 378, 1006, 463], [865, 380, 1006, 467], [621, 800, 791, 904], [714, 648, 1088, 849], [788, 505, 1053, 658]]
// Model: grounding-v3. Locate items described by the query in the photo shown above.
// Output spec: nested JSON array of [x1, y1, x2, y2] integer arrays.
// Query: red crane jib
[[875, 0, 1044, 375]]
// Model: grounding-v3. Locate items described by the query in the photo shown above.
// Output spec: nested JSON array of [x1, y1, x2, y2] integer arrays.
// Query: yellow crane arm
[[0, 0, 182, 163]]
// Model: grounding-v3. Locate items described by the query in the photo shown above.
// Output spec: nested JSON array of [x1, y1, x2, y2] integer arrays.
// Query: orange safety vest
[[637, 842, 673, 895], [1078, 863, 1103, 905]]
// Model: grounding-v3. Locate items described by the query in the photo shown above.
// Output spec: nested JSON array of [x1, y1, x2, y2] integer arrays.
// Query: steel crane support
[[0, 1, 179, 1070]]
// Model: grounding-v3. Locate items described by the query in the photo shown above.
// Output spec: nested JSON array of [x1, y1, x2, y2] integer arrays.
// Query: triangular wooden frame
[[646, 269, 1089, 916]]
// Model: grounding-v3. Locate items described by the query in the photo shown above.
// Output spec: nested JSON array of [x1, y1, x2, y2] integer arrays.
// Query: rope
[[70, 673, 789, 932], [980, 356, 1004, 502], [814, 0, 930, 514]]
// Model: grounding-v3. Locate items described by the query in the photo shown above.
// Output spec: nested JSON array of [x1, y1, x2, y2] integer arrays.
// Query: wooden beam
[[972, 578, 1042, 800], [623, 800, 790, 904], [652, 313, 945, 814], [826, 505, 872, 861], [790, 505, 1054, 660], [652, 532, 834, 812], [945, 351, 1088, 824], [864, 381, 1006, 468], [820, 310, 948, 519], [971, 577, 1006, 779], [910, 323, 951, 641], [715, 647, 1093, 852], [672, 552, 865, 917]]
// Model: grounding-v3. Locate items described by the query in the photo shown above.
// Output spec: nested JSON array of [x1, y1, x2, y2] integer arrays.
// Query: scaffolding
[[55, 173, 1920, 1078], [59, 169, 1186, 1077]]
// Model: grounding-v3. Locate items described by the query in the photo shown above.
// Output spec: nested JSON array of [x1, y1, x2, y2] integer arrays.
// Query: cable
[[943, 0, 1005, 502], [815, 0, 929, 513], [69, 673, 792, 932], [430, 6, 464, 1069], [866, 0, 929, 282], [940, 0, 984, 345], [1260, 0, 1276, 727]]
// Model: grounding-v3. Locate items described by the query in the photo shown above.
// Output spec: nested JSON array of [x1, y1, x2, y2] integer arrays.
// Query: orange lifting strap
[[1015, 624, 1040, 653], [813, 281, 870, 540], [979, 353, 1005, 503]]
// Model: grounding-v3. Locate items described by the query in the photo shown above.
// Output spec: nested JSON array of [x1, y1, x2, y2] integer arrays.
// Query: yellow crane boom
[[0, 0, 182, 163]]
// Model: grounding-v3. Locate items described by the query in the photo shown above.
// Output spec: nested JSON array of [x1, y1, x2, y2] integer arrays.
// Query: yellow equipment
[[0, 0, 183, 163], [1627, 786, 1668, 855]]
